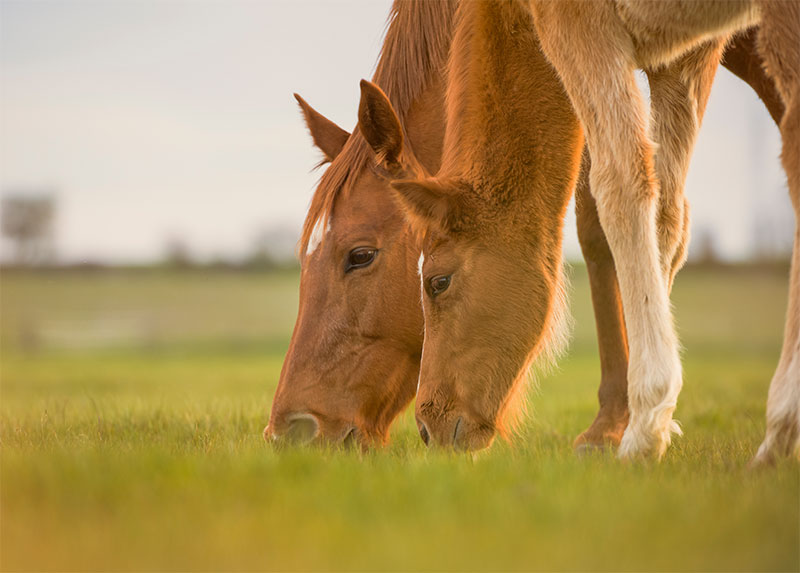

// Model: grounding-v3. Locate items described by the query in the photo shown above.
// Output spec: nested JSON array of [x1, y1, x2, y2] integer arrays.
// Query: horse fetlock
[[573, 403, 629, 450], [752, 349, 800, 465], [617, 419, 661, 459], [750, 431, 799, 468], [620, 354, 682, 459], [752, 410, 800, 466], [628, 346, 683, 404], [617, 409, 679, 460]]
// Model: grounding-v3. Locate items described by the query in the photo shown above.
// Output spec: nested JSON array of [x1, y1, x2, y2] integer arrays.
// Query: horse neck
[[441, 0, 584, 231]]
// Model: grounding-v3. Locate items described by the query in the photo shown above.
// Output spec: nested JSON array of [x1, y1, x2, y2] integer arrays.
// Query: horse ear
[[294, 93, 350, 162], [358, 80, 403, 168], [390, 178, 466, 235]]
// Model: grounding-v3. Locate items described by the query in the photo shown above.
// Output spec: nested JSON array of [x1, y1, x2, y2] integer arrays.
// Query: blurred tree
[[245, 231, 278, 270], [690, 225, 720, 265], [244, 225, 300, 269], [162, 236, 193, 268], [752, 208, 794, 263], [1, 194, 57, 266]]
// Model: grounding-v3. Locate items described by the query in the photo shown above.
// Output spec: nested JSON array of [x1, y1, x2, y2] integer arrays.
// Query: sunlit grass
[[1, 266, 797, 571]]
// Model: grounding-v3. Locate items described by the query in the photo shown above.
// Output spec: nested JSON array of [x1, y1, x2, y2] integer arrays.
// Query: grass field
[[1, 265, 797, 571]]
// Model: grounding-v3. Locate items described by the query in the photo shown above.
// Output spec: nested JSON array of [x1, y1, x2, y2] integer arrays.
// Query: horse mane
[[298, 0, 457, 259]]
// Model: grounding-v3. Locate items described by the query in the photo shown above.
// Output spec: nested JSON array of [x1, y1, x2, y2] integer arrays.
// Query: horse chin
[[453, 418, 496, 452]]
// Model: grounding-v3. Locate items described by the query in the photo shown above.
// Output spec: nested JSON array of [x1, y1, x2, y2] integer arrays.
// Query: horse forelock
[[299, 137, 372, 261]]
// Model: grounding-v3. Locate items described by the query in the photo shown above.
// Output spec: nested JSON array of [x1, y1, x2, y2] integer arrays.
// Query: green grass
[[1, 265, 797, 571]]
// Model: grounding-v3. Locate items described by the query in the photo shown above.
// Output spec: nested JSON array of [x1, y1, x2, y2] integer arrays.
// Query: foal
[[394, 0, 798, 461], [530, 1, 799, 462], [385, 0, 583, 451]]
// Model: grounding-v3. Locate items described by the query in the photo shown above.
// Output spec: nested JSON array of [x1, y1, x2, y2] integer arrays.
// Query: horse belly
[[615, 0, 760, 68]]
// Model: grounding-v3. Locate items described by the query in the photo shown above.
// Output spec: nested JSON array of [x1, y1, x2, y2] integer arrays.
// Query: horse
[[391, 0, 799, 463], [266, 0, 456, 446], [375, 0, 581, 452], [268, 0, 785, 452], [573, 26, 785, 449]]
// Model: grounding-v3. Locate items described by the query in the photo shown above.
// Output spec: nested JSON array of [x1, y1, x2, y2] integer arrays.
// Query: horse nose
[[272, 413, 320, 445], [414, 413, 493, 451], [416, 416, 430, 446]]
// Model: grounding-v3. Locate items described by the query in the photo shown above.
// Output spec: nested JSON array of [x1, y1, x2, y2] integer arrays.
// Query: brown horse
[[381, 0, 581, 451], [266, 0, 456, 446], [394, 0, 798, 462], [268, 0, 785, 452]]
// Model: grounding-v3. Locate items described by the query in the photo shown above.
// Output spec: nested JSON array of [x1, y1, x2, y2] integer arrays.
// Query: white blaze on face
[[306, 216, 331, 256], [417, 252, 428, 393], [417, 252, 426, 307]]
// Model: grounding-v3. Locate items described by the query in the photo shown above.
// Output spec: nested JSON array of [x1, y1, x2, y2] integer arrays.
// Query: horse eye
[[346, 247, 377, 272], [429, 275, 451, 296]]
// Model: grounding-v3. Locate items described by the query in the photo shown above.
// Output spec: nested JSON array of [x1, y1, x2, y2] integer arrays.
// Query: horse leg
[[574, 148, 630, 450], [666, 28, 786, 286], [531, 0, 682, 458], [755, 227, 800, 465], [573, 34, 783, 451], [751, 0, 800, 465], [646, 39, 727, 288], [722, 27, 785, 125]]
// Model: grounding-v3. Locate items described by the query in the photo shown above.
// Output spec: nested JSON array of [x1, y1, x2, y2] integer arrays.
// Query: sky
[[0, 0, 793, 263]]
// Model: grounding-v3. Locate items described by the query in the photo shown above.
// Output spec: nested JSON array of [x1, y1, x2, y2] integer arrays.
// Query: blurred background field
[[1, 263, 797, 571]]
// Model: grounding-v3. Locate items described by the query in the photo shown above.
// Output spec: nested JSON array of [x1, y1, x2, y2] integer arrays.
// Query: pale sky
[[0, 0, 793, 263]]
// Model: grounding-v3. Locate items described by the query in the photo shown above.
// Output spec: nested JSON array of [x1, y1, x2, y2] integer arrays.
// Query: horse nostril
[[452, 416, 464, 449], [284, 413, 320, 445], [341, 426, 359, 449], [416, 417, 430, 446]]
